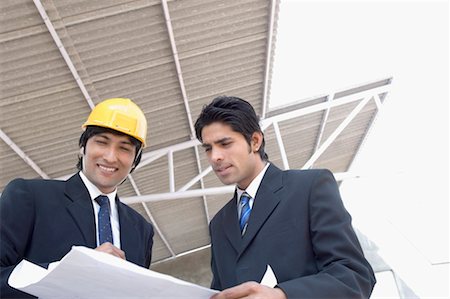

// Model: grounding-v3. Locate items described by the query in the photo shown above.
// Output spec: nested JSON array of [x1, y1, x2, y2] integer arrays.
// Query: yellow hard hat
[[82, 98, 147, 147]]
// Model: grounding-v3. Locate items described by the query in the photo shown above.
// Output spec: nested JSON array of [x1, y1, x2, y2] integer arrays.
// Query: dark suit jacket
[[209, 164, 375, 298], [0, 173, 154, 298]]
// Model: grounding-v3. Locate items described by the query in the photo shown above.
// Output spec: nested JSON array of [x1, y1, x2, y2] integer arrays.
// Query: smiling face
[[81, 132, 136, 193], [201, 122, 265, 189]]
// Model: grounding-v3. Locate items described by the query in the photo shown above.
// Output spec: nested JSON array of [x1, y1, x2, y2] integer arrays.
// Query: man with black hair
[[195, 96, 375, 299], [0, 98, 154, 298]]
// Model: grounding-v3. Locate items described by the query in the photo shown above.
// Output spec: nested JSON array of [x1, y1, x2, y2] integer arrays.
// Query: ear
[[251, 132, 263, 152]]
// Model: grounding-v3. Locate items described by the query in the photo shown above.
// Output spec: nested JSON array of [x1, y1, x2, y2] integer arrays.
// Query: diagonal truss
[[160, 0, 211, 236], [122, 80, 392, 205]]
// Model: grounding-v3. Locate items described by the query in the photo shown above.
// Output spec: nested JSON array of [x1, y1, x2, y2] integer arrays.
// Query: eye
[[120, 146, 132, 152], [202, 145, 212, 152]]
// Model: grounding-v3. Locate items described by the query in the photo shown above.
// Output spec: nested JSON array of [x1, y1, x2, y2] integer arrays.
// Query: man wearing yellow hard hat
[[0, 98, 154, 298]]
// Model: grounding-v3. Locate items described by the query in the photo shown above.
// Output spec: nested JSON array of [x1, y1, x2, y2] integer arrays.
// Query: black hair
[[76, 126, 142, 173], [194, 95, 268, 161]]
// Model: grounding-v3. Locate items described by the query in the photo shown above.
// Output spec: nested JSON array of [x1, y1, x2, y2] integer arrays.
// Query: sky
[[269, 0, 449, 297]]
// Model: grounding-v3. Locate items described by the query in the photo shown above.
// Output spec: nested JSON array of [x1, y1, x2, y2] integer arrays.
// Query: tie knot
[[240, 193, 250, 205], [95, 195, 110, 207]]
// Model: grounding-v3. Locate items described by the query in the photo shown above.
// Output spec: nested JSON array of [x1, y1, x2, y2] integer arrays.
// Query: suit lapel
[[222, 191, 242, 254], [117, 201, 139, 261], [64, 174, 96, 247], [238, 164, 284, 259]]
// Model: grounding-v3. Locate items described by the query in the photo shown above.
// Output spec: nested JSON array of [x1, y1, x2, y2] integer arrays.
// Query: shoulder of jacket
[[280, 168, 334, 185], [7, 177, 63, 188], [210, 199, 233, 226]]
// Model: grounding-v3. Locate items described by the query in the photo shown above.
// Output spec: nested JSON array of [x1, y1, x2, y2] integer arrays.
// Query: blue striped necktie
[[239, 192, 251, 235], [95, 195, 114, 245]]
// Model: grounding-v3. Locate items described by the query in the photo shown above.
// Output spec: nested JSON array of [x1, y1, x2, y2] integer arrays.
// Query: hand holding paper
[[9, 246, 217, 298], [210, 264, 286, 299]]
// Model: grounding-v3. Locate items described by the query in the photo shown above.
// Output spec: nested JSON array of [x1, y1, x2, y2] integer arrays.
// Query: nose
[[103, 146, 118, 162], [209, 147, 223, 163]]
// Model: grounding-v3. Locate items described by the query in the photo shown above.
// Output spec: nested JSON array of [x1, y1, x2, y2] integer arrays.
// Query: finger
[[213, 282, 257, 299], [95, 243, 126, 259]]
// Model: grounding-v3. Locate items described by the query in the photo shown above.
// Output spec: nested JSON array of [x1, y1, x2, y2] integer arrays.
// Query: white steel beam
[[123, 170, 363, 206], [260, 84, 390, 128], [138, 84, 390, 173], [374, 94, 383, 110], [178, 166, 213, 192], [134, 83, 391, 186], [135, 151, 167, 171], [161, 0, 211, 225], [161, 0, 194, 135], [168, 150, 175, 192], [122, 185, 235, 205], [272, 121, 290, 170], [33, 0, 95, 109], [193, 145, 211, 224], [151, 244, 211, 266], [302, 95, 373, 169], [313, 93, 333, 155], [128, 174, 176, 257], [137, 139, 200, 171], [124, 81, 390, 204], [261, 0, 278, 118], [346, 93, 386, 173], [130, 171, 362, 205], [0, 129, 49, 179]]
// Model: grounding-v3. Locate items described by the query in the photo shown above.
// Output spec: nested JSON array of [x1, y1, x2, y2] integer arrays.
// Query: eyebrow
[[96, 134, 133, 145], [202, 137, 232, 147]]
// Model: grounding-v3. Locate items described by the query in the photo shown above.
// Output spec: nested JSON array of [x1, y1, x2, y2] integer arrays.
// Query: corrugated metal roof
[[0, 0, 391, 267]]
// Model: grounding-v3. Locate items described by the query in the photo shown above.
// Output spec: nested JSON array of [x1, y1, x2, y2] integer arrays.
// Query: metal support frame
[[160, 0, 211, 225], [302, 95, 372, 169], [128, 174, 176, 257], [0, 129, 49, 179], [313, 93, 334, 157], [261, 0, 278, 118], [124, 82, 391, 204], [33, 0, 95, 109], [272, 121, 290, 170]]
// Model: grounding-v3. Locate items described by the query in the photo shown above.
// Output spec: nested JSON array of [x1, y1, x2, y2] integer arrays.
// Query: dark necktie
[[239, 192, 251, 235], [95, 195, 113, 245]]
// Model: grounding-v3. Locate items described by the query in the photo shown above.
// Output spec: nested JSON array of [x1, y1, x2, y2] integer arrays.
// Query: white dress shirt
[[236, 162, 270, 220], [79, 171, 121, 248]]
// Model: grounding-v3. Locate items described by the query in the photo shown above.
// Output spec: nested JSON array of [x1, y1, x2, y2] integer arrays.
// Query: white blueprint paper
[[260, 264, 278, 288], [9, 246, 217, 298]]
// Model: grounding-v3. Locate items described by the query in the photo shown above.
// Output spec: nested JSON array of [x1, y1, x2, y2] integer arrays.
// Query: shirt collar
[[236, 162, 270, 200], [79, 171, 117, 202]]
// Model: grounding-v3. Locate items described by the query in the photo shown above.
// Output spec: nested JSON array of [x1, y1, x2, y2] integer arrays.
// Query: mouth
[[214, 164, 232, 175], [98, 164, 117, 173]]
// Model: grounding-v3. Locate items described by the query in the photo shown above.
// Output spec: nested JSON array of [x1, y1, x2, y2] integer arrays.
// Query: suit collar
[[222, 190, 243, 253], [239, 164, 283, 257], [221, 164, 284, 257], [65, 174, 140, 257], [64, 173, 96, 247]]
